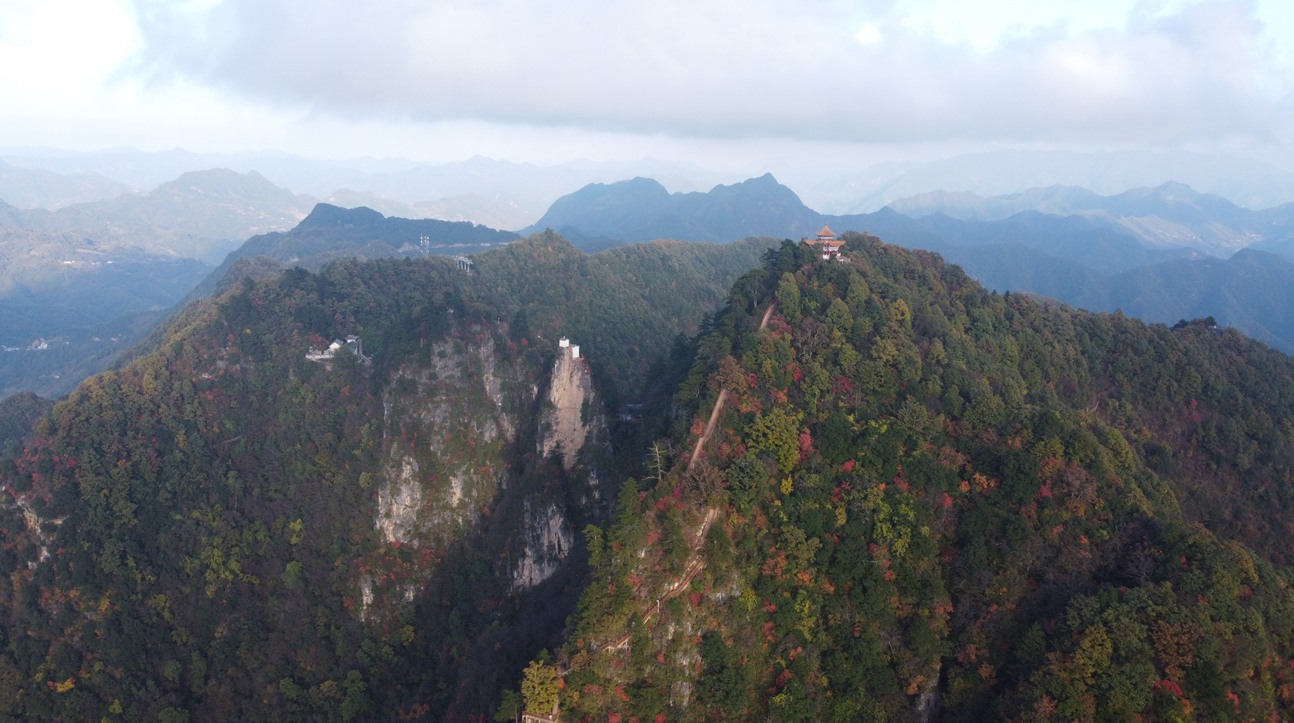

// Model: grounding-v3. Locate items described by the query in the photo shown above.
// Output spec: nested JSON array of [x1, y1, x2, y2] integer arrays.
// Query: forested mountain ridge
[[886, 217, 1294, 354], [0, 231, 780, 721], [526, 174, 1294, 353], [544, 235, 1294, 722], [188, 203, 520, 300], [5, 225, 1294, 721]]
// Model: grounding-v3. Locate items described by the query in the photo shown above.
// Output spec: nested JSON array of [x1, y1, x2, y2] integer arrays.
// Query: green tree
[[747, 406, 804, 473], [777, 273, 802, 324], [495, 689, 524, 722], [521, 660, 559, 714]]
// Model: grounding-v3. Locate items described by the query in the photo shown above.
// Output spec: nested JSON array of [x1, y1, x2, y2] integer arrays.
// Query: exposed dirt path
[[686, 302, 776, 473], [590, 304, 775, 655]]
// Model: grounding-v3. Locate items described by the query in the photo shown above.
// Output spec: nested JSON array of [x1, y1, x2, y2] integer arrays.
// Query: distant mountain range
[[521, 174, 823, 250], [887, 182, 1294, 257], [801, 148, 1294, 214], [528, 173, 1294, 353], [524, 173, 1294, 260], [0, 159, 131, 209], [1, 149, 736, 226], [0, 168, 312, 263], [5, 151, 1294, 398], [12, 146, 1294, 230]]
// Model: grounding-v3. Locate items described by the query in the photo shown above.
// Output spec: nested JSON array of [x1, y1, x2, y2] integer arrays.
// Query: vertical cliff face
[[539, 350, 595, 470], [365, 332, 530, 617], [376, 455, 424, 545], [511, 501, 575, 590], [378, 335, 520, 542], [0, 240, 786, 723], [367, 332, 611, 617]]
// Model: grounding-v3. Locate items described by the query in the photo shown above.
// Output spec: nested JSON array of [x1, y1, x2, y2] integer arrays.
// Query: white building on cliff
[[558, 337, 580, 359]]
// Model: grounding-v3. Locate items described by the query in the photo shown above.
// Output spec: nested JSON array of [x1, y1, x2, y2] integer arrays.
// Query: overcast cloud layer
[[123, 0, 1292, 146]]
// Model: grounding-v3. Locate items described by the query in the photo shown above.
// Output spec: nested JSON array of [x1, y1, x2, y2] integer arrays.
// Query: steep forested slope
[[553, 235, 1294, 722], [6, 227, 1294, 722], [0, 231, 778, 722]]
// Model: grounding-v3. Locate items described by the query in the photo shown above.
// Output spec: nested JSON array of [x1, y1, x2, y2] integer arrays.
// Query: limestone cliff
[[539, 349, 595, 470], [377, 334, 521, 543], [511, 501, 574, 590], [364, 332, 529, 617], [362, 333, 608, 620]]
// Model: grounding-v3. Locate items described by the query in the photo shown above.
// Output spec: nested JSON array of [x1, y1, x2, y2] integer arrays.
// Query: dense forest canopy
[[0, 231, 779, 721], [551, 234, 1294, 722], [1, 228, 1294, 722]]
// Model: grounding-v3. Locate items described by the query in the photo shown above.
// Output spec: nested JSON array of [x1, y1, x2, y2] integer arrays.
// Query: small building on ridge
[[802, 224, 846, 261]]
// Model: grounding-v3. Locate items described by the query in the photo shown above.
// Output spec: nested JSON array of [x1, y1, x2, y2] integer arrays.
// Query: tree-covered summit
[[552, 233, 1294, 722]]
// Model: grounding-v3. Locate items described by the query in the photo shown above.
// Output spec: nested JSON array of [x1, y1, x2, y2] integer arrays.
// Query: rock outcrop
[[512, 502, 574, 590], [364, 332, 529, 618], [376, 335, 521, 546], [539, 350, 594, 469]]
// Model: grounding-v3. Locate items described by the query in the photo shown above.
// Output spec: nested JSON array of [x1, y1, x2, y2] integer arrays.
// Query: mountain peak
[[300, 202, 387, 228], [521, 173, 821, 250]]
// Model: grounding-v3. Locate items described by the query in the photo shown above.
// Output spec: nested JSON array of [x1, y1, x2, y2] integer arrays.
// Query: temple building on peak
[[802, 224, 846, 261]]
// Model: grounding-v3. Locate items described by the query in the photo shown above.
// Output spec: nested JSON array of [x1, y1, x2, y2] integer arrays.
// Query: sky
[[1, 0, 1293, 172]]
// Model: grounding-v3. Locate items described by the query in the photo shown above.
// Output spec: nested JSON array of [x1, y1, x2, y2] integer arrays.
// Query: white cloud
[[0, 0, 138, 100], [1, 0, 1291, 165], [856, 25, 883, 46], [111, 0, 1290, 147]]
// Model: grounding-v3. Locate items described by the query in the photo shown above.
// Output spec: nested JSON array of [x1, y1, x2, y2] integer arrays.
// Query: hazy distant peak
[[886, 189, 991, 218], [1112, 181, 1240, 211], [1229, 246, 1294, 267], [324, 188, 395, 208], [299, 202, 387, 227], [139, 169, 301, 216], [994, 184, 1102, 204], [521, 173, 823, 250], [729, 171, 780, 187], [549, 177, 673, 207], [161, 166, 240, 185], [0, 160, 133, 210], [701, 173, 803, 205]]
